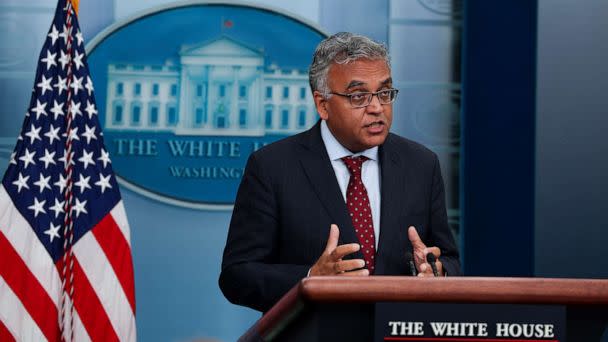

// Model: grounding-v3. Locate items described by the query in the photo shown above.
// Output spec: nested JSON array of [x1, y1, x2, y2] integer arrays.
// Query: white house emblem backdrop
[[86, 3, 325, 209]]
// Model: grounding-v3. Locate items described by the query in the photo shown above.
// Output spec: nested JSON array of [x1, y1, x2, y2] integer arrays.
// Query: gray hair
[[308, 32, 390, 96]]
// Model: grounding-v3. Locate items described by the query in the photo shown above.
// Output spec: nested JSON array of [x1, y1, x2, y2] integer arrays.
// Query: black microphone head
[[405, 251, 413, 261], [426, 253, 436, 263]]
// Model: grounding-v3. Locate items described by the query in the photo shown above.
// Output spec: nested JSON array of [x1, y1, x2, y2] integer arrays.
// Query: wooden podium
[[239, 277, 608, 342]]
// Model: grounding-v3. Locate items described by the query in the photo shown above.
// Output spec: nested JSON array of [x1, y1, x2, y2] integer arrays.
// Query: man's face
[[314, 58, 393, 152]]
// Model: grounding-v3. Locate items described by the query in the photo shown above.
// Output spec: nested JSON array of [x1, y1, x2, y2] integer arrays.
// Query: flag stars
[[28, 197, 47, 218], [75, 174, 92, 193], [75, 30, 84, 46], [84, 76, 94, 96], [25, 124, 42, 144], [40, 50, 57, 70], [69, 100, 82, 117], [59, 24, 71, 45], [44, 222, 61, 243], [54, 75, 68, 95], [58, 50, 70, 70], [98, 149, 111, 168], [33, 173, 52, 193], [47, 25, 60, 45], [95, 173, 112, 194], [19, 148, 36, 169], [8, 11, 117, 255], [58, 151, 75, 168], [62, 127, 80, 142], [54, 173, 68, 193], [44, 124, 61, 144], [81, 125, 97, 144], [50, 100, 65, 120], [12, 173, 30, 193], [39, 149, 57, 169], [84, 100, 97, 119], [49, 198, 65, 218], [73, 51, 84, 70], [72, 198, 88, 218], [31, 100, 48, 119], [70, 76, 83, 95], [78, 149, 96, 169]]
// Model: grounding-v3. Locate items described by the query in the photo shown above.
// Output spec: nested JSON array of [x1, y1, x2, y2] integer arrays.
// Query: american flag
[[0, 0, 136, 341]]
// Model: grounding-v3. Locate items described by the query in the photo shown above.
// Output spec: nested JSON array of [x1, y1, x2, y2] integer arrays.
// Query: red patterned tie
[[342, 156, 376, 273]]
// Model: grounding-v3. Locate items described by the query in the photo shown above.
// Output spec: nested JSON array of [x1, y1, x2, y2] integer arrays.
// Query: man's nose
[[365, 93, 384, 114]]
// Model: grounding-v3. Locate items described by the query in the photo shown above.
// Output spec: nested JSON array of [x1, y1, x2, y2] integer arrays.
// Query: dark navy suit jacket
[[219, 121, 461, 312]]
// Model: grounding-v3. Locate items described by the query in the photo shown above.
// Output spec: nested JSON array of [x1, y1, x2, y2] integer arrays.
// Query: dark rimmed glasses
[[329, 88, 399, 108]]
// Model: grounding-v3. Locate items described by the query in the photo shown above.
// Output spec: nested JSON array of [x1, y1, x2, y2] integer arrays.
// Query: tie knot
[[341, 156, 368, 176]]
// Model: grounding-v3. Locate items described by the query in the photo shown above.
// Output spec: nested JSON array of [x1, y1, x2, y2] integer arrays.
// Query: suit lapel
[[297, 122, 364, 260], [376, 135, 410, 274]]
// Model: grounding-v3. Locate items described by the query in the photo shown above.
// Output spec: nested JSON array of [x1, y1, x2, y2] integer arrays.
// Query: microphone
[[405, 251, 417, 276], [426, 253, 439, 277]]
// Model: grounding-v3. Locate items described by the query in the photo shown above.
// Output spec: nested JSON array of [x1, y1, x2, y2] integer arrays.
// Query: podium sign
[[239, 277, 608, 342], [375, 302, 565, 341]]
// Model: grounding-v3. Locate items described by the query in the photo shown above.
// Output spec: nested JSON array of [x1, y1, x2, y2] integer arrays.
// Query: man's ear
[[313, 91, 329, 120]]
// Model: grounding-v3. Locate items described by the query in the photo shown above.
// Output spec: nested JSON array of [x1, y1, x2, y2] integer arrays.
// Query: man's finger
[[340, 269, 370, 276], [330, 243, 360, 260], [325, 224, 340, 252], [424, 247, 442, 258], [408, 226, 427, 249], [435, 260, 443, 275], [335, 259, 365, 273], [413, 250, 425, 264], [417, 263, 435, 277]]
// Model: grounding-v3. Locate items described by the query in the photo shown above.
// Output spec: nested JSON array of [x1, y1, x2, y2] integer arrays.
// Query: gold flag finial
[[71, 0, 79, 15]]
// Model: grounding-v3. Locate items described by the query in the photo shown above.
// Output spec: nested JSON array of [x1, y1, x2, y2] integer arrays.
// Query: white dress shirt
[[320, 120, 381, 248]]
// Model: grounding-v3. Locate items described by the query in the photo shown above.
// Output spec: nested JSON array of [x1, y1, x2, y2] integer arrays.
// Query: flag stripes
[[92, 213, 136, 312], [1, 185, 136, 341], [0, 319, 17, 342], [0, 231, 60, 342], [73, 228, 135, 341], [0, 276, 47, 341], [68, 257, 120, 342]]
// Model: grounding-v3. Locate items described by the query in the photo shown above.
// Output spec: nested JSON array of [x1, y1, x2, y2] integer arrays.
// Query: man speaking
[[219, 32, 461, 312]]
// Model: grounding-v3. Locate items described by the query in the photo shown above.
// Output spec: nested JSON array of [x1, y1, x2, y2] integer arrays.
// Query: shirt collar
[[320, 120, 378, 161]]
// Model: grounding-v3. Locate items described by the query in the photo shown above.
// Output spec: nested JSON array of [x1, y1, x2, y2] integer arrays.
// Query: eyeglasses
[[329, 88, 399, 108]]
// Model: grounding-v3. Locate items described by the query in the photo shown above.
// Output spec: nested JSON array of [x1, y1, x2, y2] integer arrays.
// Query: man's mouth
[[365, 121, 384, 128], [365, 121, 385, 133]]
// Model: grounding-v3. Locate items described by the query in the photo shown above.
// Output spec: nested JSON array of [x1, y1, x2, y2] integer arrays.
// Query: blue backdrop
[[1, 0, 607, 341]]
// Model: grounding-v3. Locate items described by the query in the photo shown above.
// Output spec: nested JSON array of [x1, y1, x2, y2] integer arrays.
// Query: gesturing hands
[[408, 226, 444, 277], [309, 224, 370, 276], [308, 225, 442, 276]]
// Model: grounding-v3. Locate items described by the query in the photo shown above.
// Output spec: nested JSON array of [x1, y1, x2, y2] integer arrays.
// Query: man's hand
[[309, 224, 369, 276], [408, 226, 444, 277]]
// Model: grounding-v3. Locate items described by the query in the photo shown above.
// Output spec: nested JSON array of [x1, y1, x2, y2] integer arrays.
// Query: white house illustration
[[105, 36, 316, 136]]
